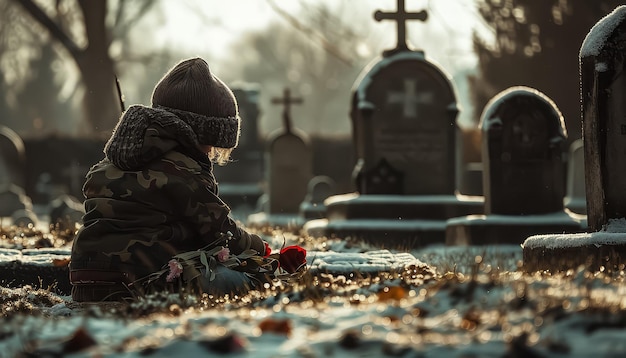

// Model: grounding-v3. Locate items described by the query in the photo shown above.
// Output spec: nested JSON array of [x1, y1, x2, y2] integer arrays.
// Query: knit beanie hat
[[151, 57, 240, 148]]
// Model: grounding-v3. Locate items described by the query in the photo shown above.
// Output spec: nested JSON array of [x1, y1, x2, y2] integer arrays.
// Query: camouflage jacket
[[70, 105, 263, 283]]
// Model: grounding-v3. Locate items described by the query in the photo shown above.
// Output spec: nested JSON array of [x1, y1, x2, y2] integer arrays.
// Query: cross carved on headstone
[[374, 0, 428, 56], [387, 79, 434, 118], [271, 88, 303, 133]]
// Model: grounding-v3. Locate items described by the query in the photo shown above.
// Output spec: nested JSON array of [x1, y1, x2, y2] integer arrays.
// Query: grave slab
[[522, 6, 626, 273], [447, 86, 583, 246], [0, 248, 71, 295], [307, 249, 434, 276]]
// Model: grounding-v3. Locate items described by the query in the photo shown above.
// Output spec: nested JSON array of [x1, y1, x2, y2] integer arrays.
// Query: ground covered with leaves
[[1, 225, 626, 357]]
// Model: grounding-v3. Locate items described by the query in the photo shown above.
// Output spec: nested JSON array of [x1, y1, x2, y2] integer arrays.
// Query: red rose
[[278, 245, 307, 273], [263, 241, 272, 257]]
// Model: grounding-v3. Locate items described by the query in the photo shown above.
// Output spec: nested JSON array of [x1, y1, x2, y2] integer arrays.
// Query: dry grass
[[3, 224, 626, 356]]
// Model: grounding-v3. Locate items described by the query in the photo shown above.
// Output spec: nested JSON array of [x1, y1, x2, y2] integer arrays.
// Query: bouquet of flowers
[[142, 231, 307, 289]]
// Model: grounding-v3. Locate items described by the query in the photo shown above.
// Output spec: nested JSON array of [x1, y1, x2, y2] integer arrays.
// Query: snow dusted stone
[[0, 247, 71, 295], [304, 16, 482, 248], [307, 249, 433, 275], [523, 6, 626, 273], [447, 87, 584, 245]]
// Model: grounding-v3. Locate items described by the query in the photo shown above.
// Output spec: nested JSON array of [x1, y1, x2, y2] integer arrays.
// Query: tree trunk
[[76, 0, 119, 136]]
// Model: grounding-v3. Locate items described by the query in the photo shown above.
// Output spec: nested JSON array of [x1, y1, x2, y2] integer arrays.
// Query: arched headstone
[[300, 175, 337, 220], [266, 88, 312, 215], [0, 183, 35, 223], [482, 87, 567, 215], [0, 125, 26, 189], [351, 51, 458, 195], [447, 87, 584, 245], [247, 88, 312, 228]]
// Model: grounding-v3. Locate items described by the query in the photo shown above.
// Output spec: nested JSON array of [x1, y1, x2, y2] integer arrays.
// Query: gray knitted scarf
[[104, 105, 240, 170]]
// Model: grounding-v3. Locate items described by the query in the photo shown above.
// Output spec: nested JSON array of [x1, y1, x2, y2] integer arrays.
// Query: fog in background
[[0, 0, 486, 139]]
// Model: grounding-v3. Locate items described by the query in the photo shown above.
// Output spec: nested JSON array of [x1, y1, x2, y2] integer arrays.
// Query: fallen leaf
[[52, 258, 70, 267], [62, 327, 97, 354], [377, 286, 407, 301], [258, 318, 292, 336]]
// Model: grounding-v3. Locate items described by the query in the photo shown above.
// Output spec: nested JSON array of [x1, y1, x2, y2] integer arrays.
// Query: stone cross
[[271, 88, 303, 133], [374, 0, 428, 55]]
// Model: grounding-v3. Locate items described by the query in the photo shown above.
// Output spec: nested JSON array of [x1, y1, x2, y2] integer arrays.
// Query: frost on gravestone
[[580, 5, 626, 231], [351, 51, 459, 195], [481, 86, 567, 215]]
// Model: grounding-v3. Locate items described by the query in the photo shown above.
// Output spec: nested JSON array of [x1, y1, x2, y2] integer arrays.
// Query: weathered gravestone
[[300, 175, 337, 220], [304, 1, 483, 248], [447, 86, 585, 245], [564, 139, 587, 215], [0, 127, 38, 226], [24, 136, 104, 205], [213, 83, 264, 218], [49, 194, 85, 231], [0, 125, 26, 189], [0, 248, 71, 295], [247, 88, 313, 228], [0, 183, 34, 224], [523, 6, 626, 272]]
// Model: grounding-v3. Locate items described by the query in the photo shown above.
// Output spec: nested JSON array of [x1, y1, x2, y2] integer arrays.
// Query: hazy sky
[[154, 0, 487, 72], [124, 0, 490, 133]]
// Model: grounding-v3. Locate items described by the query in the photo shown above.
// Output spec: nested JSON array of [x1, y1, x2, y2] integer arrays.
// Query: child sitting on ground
[[69, 57, 275, 302]]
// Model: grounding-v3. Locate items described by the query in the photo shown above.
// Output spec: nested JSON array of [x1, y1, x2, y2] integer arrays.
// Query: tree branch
[[13, 0, 83, 60], [113, 0, 156, 40], [265, 0, 353, 66]]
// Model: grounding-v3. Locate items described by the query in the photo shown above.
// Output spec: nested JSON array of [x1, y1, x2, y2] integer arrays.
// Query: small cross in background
[[271, 88, 303, 133], [374, 0, 428, 56]]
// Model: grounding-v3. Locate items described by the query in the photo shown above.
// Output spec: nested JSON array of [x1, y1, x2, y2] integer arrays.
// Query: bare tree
[[11, 0, 155, 136]]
